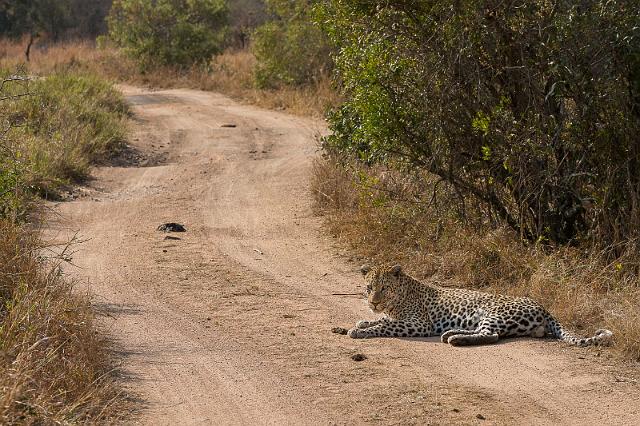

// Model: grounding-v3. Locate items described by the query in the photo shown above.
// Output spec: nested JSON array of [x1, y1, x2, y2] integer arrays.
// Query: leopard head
[[360, 264, 404, 314]]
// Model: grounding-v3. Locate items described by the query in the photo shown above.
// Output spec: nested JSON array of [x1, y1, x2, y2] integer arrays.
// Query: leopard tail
[[544, 312, 612, 346]]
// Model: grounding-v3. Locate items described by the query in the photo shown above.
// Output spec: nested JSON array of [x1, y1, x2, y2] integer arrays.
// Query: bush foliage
[[319, 1, 640, 255], [252, 0, 332, 88], [108, 0, 228, 69]]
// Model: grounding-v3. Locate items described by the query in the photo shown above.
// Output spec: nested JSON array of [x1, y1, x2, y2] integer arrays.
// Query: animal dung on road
[[157, 223, 186, 232]]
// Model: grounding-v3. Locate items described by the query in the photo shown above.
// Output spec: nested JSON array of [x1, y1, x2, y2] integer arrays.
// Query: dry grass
[[0, 58, 130, 422], [311, 155, 640, 361], [0, 39, 340, 118], [0, 220, 125, 423]]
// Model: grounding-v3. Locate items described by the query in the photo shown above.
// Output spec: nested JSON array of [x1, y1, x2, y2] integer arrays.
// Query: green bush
[[0, 71, 128, 211], [320, 1, 640, 253], [252, 0, 332, 88], [107, 0, 228, 69]]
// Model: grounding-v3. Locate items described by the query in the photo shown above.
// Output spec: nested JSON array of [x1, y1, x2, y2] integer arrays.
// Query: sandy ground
[[46, 86, 640, 425]]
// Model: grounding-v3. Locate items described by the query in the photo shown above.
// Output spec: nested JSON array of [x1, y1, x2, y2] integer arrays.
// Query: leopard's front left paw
[[355, 320, 372, 329], [347, 328, 367, 338]]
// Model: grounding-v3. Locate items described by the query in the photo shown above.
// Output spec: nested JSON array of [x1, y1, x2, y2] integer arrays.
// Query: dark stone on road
[[351, 353, 367, 362], [157, 223, 186, 232]]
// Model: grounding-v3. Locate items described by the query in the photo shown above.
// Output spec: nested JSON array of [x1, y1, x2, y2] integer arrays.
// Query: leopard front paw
[[355, 320, 372, 329], [347, 328, 367, 338]]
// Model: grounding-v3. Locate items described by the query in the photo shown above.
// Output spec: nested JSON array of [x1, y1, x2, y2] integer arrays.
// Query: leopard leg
[[440, 329, 476, 343], [348, 319, 432, 339], [356, 317, 388, 329], [447, 327, 500, 346]]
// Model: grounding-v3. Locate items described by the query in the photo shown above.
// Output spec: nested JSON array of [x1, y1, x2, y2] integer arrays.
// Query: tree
[[320, 1, 640, 251], [227, 0, 268, 49], [108, 0, 228, 69]]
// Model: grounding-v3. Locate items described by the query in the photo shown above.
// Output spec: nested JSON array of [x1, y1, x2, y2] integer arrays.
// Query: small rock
[[451, 408, 460, 413], [162, 249, 167, 253], [351, 353, 367, 362], [476, 414, 486, 420], [331, 327, 348, 335], [157, 223, 186, 232], [221, 124, 237, 128]]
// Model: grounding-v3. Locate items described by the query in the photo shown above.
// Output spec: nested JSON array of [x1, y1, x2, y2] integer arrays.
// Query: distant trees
[[0, 0, 112, 41], [107, 0, 228, 69]]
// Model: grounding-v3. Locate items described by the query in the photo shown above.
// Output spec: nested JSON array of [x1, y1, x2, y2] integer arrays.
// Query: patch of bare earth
[[46, 86, 639, 425]]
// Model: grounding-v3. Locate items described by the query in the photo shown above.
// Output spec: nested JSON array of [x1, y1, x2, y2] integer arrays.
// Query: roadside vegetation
[[312, 1, 640, 360], [0, 69, 129, 421]]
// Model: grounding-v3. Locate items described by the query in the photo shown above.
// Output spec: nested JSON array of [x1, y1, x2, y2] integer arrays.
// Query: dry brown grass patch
[[312, 155, 640, 360], [0, 220, 126, 423]]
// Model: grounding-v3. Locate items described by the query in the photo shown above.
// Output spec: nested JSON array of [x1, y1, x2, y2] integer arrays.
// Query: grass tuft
[[0, 68, 129, 196]]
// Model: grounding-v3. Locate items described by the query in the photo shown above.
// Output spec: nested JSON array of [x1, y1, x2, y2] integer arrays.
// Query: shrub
[[0, 70, 128, 203], [319, 1, 640, 256], [252, 0, 332, 88], [107, 0, 228, 69]]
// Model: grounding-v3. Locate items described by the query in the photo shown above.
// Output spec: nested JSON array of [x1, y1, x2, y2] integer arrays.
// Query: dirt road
[[48, 87, 639, 425]]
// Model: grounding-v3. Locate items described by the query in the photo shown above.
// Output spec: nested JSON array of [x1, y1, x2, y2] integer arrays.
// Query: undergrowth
[[311, 155, 640, 361]]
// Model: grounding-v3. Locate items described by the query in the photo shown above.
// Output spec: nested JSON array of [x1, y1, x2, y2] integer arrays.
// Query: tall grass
[[0, 221, 124, 423], [0, 70, 129, 421], [311, 155, 640, 360]]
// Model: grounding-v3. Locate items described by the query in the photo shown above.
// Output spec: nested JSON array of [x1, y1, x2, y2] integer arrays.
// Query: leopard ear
[[360, 264, 371, 275], [390, 264, 402, 276]]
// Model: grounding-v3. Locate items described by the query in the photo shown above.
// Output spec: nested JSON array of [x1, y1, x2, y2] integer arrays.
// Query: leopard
[[347, 264, 613, 347]]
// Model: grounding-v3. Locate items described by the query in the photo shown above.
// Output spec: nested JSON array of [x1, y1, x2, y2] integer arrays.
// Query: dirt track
[[48, 86, 639, 425]]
